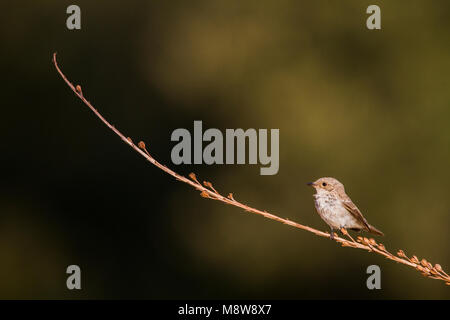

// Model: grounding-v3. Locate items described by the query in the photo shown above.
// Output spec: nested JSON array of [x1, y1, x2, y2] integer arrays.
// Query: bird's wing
[[340, 194, 371, 230]]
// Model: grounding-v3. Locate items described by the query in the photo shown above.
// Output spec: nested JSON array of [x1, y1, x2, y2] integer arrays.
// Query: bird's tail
[[367, 224, 384, 236]]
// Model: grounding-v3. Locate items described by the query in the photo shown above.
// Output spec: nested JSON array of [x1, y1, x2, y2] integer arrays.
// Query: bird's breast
[[314, 193, 340, 213], [313, 193, 362, 229]]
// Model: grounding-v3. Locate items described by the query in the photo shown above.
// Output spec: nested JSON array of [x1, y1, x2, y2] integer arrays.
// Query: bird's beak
[[306, 182, 314, 187]]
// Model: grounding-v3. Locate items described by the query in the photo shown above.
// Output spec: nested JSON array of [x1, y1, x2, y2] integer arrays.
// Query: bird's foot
[[330, 228, 335, 240]]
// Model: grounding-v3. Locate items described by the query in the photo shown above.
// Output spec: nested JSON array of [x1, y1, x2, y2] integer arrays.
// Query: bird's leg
[[340, 227, 356, 243], [329, 227, 335, 240]]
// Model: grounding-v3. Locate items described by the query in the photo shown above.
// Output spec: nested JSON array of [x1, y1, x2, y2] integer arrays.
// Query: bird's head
[[307, 177, 345, 194]]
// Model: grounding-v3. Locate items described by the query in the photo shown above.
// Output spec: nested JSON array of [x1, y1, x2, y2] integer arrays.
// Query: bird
[[307, 177, 383, 240]]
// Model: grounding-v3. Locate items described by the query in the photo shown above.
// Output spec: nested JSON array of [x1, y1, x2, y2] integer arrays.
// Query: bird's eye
[[322, 182, 327, 187]]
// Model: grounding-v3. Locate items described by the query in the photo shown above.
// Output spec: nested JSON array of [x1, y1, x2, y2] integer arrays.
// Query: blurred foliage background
[[1, 0, 450, 299]]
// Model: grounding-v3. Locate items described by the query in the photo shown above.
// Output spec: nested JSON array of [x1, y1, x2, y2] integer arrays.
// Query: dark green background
[[1, 1, 450, 299]]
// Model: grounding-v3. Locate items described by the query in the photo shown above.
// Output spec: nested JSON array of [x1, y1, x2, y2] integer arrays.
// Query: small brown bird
[[307, 177, 383, 240]]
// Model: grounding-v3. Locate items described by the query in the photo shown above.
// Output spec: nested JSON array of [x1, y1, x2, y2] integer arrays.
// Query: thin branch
[[53, 53, 450, 286]]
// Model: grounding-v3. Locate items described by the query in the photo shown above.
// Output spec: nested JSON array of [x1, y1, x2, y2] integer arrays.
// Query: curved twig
[[52, 53, 450, 286]]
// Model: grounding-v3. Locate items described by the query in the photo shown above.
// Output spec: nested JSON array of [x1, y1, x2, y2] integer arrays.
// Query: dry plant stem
[[53, 53, 450, 286]]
